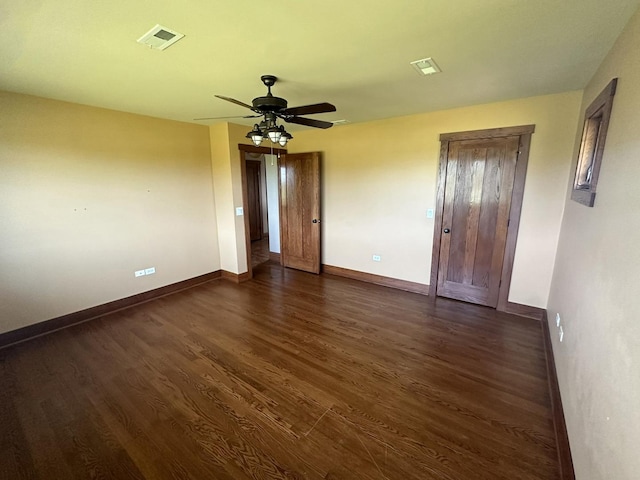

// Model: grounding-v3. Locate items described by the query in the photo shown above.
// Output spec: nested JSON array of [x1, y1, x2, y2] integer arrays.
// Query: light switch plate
[[426, 208, 434, 219], [235, 207, 244, 216]]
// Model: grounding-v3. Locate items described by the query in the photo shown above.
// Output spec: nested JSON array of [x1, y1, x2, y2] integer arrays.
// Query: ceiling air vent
[[410, 57, 441, 76], [137, 24, 184, 51]]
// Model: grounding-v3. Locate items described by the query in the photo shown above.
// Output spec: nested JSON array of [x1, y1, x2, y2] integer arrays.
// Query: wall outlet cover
[[135, 270, 146, 277], [372, 255, 381, 262], [145, 267, 156, 275]]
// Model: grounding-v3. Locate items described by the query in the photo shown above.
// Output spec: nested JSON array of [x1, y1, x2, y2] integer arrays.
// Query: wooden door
[[246, 160, 263, 242], [279, 152, 321, 274], [436, 136, 520, 307]]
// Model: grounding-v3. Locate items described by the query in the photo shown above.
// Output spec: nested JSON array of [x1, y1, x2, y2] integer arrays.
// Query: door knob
[[312, 219, 320, 224], [443, 228, 450, 233]]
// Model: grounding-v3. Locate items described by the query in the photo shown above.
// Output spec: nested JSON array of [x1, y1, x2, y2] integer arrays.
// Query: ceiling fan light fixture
[[266, 126, 282, 143], [227, 75, 336, 147], [279, 130, 292, 147], [247, 124, 263, 146]]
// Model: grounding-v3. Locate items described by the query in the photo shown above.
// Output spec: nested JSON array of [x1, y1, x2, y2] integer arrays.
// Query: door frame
[[239, 144, 287, 280], [428, 125, 535, 312]]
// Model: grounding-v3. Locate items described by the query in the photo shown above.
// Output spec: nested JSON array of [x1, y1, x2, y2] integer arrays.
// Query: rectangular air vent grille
[[410, 57, 441, 76], [137, 24, 184, 51]]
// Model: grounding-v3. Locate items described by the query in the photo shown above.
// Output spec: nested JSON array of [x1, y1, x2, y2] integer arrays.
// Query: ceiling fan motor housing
[[252, 74, 288, 112], [252, 95, 288, 112]]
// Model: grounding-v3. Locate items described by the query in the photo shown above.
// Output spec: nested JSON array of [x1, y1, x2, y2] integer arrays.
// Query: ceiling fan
[[195, 75, 337, 146]]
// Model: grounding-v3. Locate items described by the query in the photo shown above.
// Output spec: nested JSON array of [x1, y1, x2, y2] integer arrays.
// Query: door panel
[[437, 137, 519, 307], [279, 152, 321, 273]]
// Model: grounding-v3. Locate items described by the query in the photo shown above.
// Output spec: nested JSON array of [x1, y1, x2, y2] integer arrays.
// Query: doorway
[[429, 125, 535, 310], [245, 156, 273, 269], [245, 159, 264, 244], [239, 145, 322, 280], [240, 149, 282, 271]]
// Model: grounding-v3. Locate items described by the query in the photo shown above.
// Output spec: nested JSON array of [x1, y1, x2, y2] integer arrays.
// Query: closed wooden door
[[279, 152, 321, 273], [436, 136, 520, 307], [246, 160, 263, 242]]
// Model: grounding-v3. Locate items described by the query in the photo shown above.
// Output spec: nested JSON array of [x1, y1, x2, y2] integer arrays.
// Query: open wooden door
[[429, 125, 535, 309], [279, 152, 321, 274]]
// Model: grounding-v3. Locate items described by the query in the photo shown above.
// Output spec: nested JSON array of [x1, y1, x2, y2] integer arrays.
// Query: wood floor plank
[[0, 263, 560, 479], [0, 357, 38, 480]]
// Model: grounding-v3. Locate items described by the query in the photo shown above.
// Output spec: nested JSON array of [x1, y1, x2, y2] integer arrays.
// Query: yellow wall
[[0, 91, 219, 334], [547, 8, 640, 480], [228, 123, 257, 274], [290, 91, 582, 307], [209, 123, 238, 273], [208, 122, 256, 274]]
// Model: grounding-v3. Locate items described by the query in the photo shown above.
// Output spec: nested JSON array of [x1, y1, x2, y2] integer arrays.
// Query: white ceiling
[[2, 0, 639, 130]]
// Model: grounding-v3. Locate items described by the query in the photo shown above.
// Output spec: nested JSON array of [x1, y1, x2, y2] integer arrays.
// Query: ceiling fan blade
[[285, 116, 334, 129], [282, 102, 336, 116], [194, 114, 262, 121], [214, 95, 255, 111]]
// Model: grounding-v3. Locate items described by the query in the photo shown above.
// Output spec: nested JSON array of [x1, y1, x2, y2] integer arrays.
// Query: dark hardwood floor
[[0, 263, 559, 479], [251, 237, 270, 268]]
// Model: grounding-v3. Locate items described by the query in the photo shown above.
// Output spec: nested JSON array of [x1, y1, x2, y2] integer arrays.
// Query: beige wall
[[228, 123, 256, 274], [208, 123, 256, 275], [209, 123, 239, 273], [0, 91, 219, 334], [290, 91, 582, 307], [547, 8, 640, 480]]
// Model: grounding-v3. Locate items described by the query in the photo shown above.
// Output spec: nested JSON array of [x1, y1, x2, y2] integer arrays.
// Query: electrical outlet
[[135, 270, 146, 277], [372, 255, 381, 262], [556, 313, 561, 327], [559, 326, 564, 342], [145, 267, 156, 275]]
